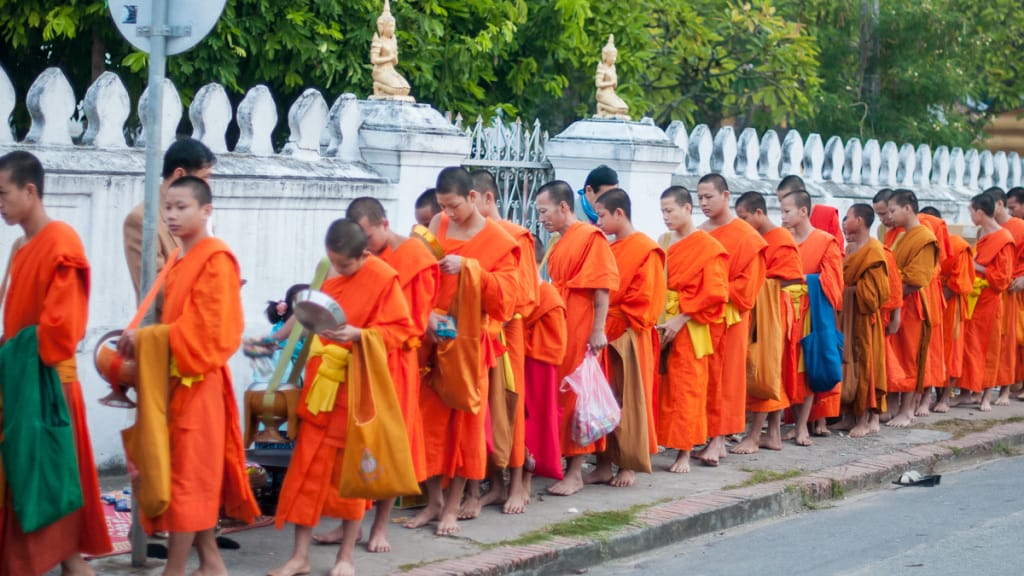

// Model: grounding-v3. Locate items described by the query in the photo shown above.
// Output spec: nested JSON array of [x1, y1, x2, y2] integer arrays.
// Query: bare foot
[[869, 412, 881, 434], [980, 396, 993, 412], [312, 525, 345, 546], [267, 557, 312, 576], [848, 420, 873, 438], [879, 410, 894, 423], [668, 451, 691, 473], [781, 427, 797, 441], [759, 431, 783, 451], [994, 388, 1011, 406], [933, 398, 950, 413], [503, 488, 528, 515], [610, 468, 635, 487], [328, 560, 355, 576], [457, 495, 482, 520], [1016, 389, 1024, 401], [547, 471, 584, 496], [404, 502, 441, 529], [830, 414, 856, 432], [695, 438, 722, 466], [811, 421, 831, 437], [915, 403, 931, 417], [730, 435, 761, 455], [479, 483, 505, 508], [367, 525, 390, 553], [583, 462, 614, 485], [951, 392, 979, 407], [794, 428, 813, 447], [435, 511, 460, 536], [886, 412, 916, 428], [61, 555, 96, 576]]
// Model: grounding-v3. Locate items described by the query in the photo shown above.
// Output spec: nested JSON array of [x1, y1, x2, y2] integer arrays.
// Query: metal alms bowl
[[292, 289, 346, 333]]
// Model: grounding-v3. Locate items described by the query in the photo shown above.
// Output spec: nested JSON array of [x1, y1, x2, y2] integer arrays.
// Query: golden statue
[[595, 34, 629, 120], [370, 0, 414, 102]]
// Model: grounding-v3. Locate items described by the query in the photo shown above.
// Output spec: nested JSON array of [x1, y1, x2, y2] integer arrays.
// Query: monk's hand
[[439, 255, 463, 275], [1011, 277, 1024, 293], [117, 329, 137, 359], [657, 314, 688, 345], [427, 311, 445, 342], [588, 329, 608, 353], [886, 313, 901, 335], [320, 324, 361, 343]]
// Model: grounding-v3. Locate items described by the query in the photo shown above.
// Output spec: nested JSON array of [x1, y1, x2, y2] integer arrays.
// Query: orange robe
[[960, 229, 1014, 393], [881, 246, 906, 395], [526, 282, 568, 367], [146, 237, 258, 534], [708, 219, 767, 436], [811, 204, 845, 256], [749, 227, 804, 413], [497, 220, 539, 470], [800, 229, 844, 420], [605, 233, 666, 456], [276, 256, 412, 527], [524, 282, 567, 478], [380, 239, 440, 482], [420, 216, 520, 480], [548, 221, 620, 456], [0, 222, 112, 575], [888, 226, 939, 393], [941, 236, 974, 380], [997, 218, 1024, 386], [658, 230, 728, 450], [842, 238, 891, 416]]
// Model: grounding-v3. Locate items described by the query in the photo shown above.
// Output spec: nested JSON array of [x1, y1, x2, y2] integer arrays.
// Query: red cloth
[[523, 357, 563, 480]]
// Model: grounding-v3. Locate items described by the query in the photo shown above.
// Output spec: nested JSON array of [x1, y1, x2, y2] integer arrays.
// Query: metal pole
[[129, 0, 168, 566]]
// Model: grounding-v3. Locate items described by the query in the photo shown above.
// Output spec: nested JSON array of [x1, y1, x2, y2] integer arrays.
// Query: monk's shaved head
[[0, 150, 45, 198], [169, 175, 212, 206], [735, 191, 767, 214], [848, 203, 875, 228], [471, 169, 499, 197], [325, 218, 368, 258], [984, 186, 1007, 205], [783, 190, 812, 214], [919, 206, 942, 219], [537, 180, 575, 212], [776, 175, 805, 197], [890, 189, 919, 214], [346, 196, 387, 225], [594, 188, 631, 220], [698, 173, 729, 194], [872, 188, 894, 204], [971, 193, 995, 217], [660, 185, 693, 207], [436, 166, 473, 198]]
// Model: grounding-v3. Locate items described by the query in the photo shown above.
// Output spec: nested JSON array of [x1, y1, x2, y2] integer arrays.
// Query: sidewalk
[[81, 401, 1024, 576]]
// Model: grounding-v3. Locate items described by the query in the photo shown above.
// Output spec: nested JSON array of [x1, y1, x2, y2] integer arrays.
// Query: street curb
[[401, 421, 1024, 576]]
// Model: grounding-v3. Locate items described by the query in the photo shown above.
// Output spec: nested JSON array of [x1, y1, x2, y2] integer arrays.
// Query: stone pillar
[[545, 117, 683, 239], [358, 100, 470, 234]]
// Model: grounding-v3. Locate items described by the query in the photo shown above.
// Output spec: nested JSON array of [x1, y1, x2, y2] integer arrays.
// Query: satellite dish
[[109, 0, 226, 56]]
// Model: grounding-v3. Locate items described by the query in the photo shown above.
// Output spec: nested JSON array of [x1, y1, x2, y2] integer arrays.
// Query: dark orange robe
[[526, 282, 568, 367], [146, 237, 258, 534], [380, 239, 440, 482], [800, 229, 844, 420], [605, 233, 666, 456], [0, 222, 112, 574], [996, 218, 1024, 386], [842, 238, 890, 416], [960, 229, 1014, 392], [276, 256, 412, 527], [658, 230, 728, 451], [888, 225, 939, 393], [497, 220, 539, 470], [420, 215, 519, 480], [881, 246, 906, 394], [548, 221, 620, 456], [941, 235, 974, 380], [708, 218, 767, 436], [749, 227, 804, 413]]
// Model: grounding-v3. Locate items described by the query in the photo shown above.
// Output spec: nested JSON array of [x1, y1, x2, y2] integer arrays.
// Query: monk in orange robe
[[585, 189, 666, 486], [406, 167, 520, 536], [459, 169, 538, 515], [882, 190, 939, 427], [731, 192, 804, 454], [307, 197, 440, 552], [838, 204, 892, 437], [523, 280, 568, 492], [776, 175, 844, 254], [698, 174, 767, 464], [0, 151, 112, 575], [985, 188, 1024, 405], [779, 190, 843, 443], [1007, 187, 1024, 399], [656, 186, 729, 473], [270, 219, 413, 576], [958, 193, 1015, 411], [118, 176, 258, 576], [536, 180, 619, 494]]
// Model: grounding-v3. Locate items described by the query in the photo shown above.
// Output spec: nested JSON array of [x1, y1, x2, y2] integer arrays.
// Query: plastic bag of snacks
[[561, 347, 620, 447]]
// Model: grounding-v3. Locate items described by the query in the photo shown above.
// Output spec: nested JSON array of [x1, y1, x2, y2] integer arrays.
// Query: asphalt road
[[585, 456, 1024, 576]]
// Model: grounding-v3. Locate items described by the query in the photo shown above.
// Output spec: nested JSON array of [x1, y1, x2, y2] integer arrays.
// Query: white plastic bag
[[560, 348, 620, 447]]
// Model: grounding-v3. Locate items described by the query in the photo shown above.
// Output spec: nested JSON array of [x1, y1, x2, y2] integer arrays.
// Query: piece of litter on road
[[893, 470, 941, 487], [567, 507, 579, 514]]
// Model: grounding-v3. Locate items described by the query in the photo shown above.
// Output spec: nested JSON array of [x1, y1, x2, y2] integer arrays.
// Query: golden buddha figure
[[370, 0, 415, 102], [595, 34, 629, 120]]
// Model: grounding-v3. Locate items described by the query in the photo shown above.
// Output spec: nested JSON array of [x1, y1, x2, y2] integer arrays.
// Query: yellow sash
[[721, 302, 742, 327], [685, 321, 713, 359], [966, 277, 989, 319], [304, 335, 350, 415], [169, 357, 204, 388], [498, 330, 515, 392], [782, 284, 810, 373]]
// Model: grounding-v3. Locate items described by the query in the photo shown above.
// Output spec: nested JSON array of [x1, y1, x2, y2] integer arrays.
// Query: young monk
[[118, 176, 258, 576], [780, 190, 843, 443], [459, 169, 538, 516], [588, 189, 666, 486], [777, 175, 843, 253], [0, 151, 113, 574], [656, 186, 729, 472], [407, 167, 520, 535], [536, 180, 619, 495], [732, 191, 804, 454], [310, 197, 440, 551], [839, 204, 891, 437], [958, 193, 1014, 411], [884, 189, 939, 427], [873, 189, 906, 418], [1008, 187, 1024, 399], [697, 174, 767, 464], [271, 218, 413, 576], [984, 188, 1024, 406], [415, 188, 441, 228]]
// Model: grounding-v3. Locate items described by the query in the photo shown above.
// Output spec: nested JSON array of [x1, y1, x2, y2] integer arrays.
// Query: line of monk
[[6, 146, 1024, 576]]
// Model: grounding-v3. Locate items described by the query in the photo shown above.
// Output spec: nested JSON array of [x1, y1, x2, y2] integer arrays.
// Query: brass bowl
[[412, 224, 445, 260], [292, 289, 346, 333]]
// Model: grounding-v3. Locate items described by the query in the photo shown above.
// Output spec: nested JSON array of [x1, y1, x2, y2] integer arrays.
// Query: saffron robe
[[888, 225, 939, 393], [420, 215, 519, 480], [800, 229, 844, 420], [842, 238, 890, 416], [524, 282, 567, 479], [380, 239, 440, 482], [941, 235, 974, 380], [276, 256, 412, 527], [604, 233, 666, 459], [0, 221, 112, 575], [996, 218, 1024, 386], [547, 221, 619, 456], [708, 218, 767, 437], [810, 204, 845, 256], [881, 246, 906, 396], [960, 229, 1014, 392], [749, 227, 804, 413], [145, 237, 258, 534], [658, 230, 729, 451]]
